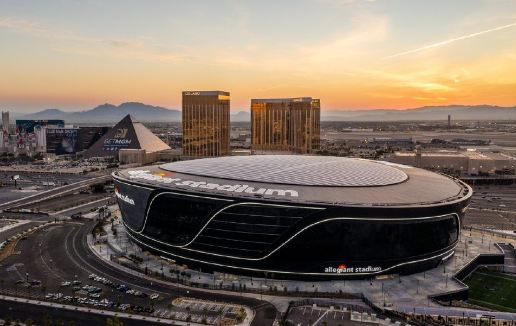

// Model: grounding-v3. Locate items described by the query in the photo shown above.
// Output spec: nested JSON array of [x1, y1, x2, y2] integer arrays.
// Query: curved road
[[1, 221, 277, 326]]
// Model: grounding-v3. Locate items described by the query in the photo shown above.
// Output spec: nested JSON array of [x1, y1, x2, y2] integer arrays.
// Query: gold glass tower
[[182, 91, 230, 157], [251, 97, 320, 154]]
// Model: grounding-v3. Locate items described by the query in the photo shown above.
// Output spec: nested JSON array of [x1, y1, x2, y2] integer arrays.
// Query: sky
[[1, 0, 515, 113]]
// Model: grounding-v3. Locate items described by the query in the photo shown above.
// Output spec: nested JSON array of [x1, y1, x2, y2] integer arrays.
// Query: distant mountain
[[231, 111, 251, 122], [14, 103, 516, 124], [19, 102, 181, 123], [321, 105, 516, 121]]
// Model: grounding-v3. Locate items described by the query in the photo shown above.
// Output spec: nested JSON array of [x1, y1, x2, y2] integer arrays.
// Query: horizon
[[5, 102, 516, 117], [1, 1, 516, 113]]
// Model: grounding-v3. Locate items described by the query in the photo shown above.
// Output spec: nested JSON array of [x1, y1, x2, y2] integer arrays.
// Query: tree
[[25, 318, 33, 326], [106, 316, 125, 326], [1, 279, 4, 293], [218, 308, 223, 325], [41, 285, 47, 298], [44, 315, 53, 326], [308, 319, 313, 326], [117, 294, 123, 304], [56, 318, 65, 326], [27, 284, 32, 298], [68, 321, 76, 326], [167, 302, 173, 314], [14, 282, 18, 296], [4, 316, 13, 326]]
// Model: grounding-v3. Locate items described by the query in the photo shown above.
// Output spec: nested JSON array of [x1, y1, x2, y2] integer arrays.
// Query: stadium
[[112, 155, 472, 280]]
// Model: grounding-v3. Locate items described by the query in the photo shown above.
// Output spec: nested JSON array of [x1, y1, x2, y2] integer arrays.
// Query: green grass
[[464, 269, 516, 312]]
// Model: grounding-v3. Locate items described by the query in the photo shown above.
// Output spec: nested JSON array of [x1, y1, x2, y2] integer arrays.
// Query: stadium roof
[[84, 114, 169, 158], [116, 155, 470, 206]]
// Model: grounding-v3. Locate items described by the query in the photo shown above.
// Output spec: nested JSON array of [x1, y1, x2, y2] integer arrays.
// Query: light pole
[[416, 280, 419, 294], [26, 272, 29, 283], [50, 259, 53, 270]]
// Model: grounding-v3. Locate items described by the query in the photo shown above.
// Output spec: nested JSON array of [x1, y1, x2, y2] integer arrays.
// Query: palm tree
[[1, 279, 4, 293], [167, 302, 173, 315], [27, 284, 32, 298], [68, 321, 76, 326], [117, 294, 123, 304], [25, 319, 33, 326], [41, 285, 47, 299], [308, 318, 313, 326], [56, 318, 65, 326], [44, 315, 53, 326], [218, 308, 223, 326], [14, 282, 18, 296]]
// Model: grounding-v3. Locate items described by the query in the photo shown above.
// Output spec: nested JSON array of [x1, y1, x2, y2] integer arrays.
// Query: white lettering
[[128, 171, 298, 197], [115, 189, 135, 205], [324, 266, 381, 274]]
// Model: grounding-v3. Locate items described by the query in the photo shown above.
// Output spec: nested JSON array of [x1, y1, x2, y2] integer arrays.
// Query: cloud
[[102, 39, 143, 48], [0, 17, 46, 32], [382, 22, 516, 60]]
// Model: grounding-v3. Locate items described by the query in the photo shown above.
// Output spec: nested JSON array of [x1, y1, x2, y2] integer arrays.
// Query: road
[[0, 221, 277, 326], [0, 175, 111, 210], [0, 299, 168, 326]]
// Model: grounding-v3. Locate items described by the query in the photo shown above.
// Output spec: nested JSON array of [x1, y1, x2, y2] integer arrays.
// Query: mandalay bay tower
[[251, 97, 320, 154], [182, 91, 230, 157]]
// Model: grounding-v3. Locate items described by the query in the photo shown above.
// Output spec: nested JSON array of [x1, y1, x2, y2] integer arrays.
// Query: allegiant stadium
[[112, 155, 471, 280]]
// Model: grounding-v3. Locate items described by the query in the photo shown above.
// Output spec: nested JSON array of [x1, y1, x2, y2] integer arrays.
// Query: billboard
[[16, 120, 65, 133], [46, 128, 78, 155], [101, 128, 132, 151]]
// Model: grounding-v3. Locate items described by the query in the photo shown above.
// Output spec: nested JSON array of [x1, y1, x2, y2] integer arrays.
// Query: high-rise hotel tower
[[182, 91, 230, 157], [251, 97, 320, 154]]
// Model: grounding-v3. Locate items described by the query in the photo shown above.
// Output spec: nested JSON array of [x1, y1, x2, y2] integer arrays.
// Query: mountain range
[[9, 103, 516, 124]]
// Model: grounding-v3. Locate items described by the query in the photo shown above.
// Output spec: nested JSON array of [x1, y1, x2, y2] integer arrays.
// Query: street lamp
[[50, 259, 53, 269], [26, 272, 29, 283], [416, 280, 419, 294]]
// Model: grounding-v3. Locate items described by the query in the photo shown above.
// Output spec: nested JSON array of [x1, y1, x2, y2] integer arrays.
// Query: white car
[[149, 293, 160, 300], [500, 204, 506, 207], [60, 281, 71, 287]]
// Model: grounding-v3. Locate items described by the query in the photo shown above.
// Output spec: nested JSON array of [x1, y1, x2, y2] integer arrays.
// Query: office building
[[182, 91, 230, 157], [251, 97, 320, 154], [2, 111, 9, 134]]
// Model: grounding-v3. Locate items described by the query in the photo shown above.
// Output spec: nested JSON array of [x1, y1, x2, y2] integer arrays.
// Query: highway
[[0, 175, 112, 211]]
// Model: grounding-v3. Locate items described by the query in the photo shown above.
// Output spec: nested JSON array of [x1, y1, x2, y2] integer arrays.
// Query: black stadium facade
[[112, 155, 472, 280]]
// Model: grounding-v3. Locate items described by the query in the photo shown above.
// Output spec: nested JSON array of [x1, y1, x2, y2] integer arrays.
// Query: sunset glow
[[1, 0, 515, 112]]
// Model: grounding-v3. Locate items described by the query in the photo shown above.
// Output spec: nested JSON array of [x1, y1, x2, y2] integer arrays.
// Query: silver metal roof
[[160, 156, 408, 187]]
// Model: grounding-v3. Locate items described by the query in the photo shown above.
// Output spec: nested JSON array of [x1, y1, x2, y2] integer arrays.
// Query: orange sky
[[1, 1, 515, 112]]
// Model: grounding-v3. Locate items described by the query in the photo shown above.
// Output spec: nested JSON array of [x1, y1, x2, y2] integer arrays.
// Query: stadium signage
[[115, 187, 135, 205], [324, 264, 382, 274], [184, 91, 201, 95], [127, 170, 299, 197]]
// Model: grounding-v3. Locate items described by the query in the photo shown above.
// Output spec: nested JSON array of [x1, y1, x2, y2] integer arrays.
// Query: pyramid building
[[84, 114, 169, 158]]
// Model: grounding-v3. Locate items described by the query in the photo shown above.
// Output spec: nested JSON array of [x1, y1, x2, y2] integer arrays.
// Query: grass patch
[[464, 269, 516, 312]]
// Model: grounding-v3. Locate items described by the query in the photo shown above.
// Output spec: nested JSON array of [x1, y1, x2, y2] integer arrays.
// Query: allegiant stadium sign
[[324, 264, 382, 274], [127, 170, 299, 197], [115, 187, 135, 205]]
